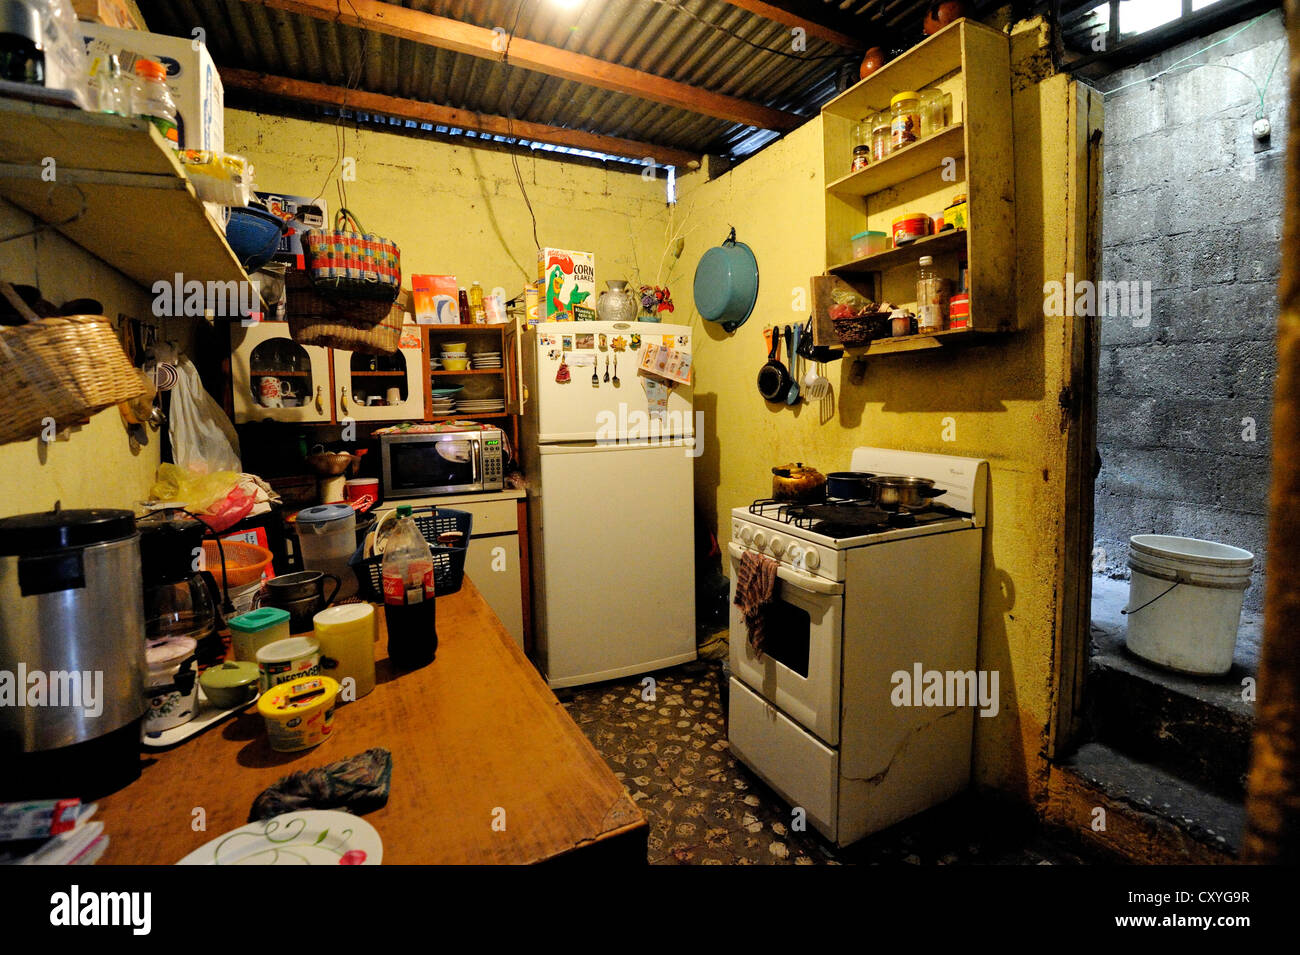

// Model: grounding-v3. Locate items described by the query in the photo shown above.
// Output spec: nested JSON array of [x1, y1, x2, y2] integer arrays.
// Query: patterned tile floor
[[561, 660, 1091, 865]]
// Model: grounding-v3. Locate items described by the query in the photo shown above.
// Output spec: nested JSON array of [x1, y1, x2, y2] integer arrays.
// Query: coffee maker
[[0, 508, 148, 800], [136, 513, 224, 664]]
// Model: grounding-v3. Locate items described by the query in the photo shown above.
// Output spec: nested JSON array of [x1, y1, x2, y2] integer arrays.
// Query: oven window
[[763, 599, 811, 677], [391, 440, 476, 489]]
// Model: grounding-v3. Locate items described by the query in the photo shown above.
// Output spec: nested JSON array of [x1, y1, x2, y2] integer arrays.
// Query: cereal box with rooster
[[537, 248, 595, 321]]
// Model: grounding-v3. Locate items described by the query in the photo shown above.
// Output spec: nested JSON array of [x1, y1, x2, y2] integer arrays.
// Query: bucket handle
[[1121, 578, 1182, 617]]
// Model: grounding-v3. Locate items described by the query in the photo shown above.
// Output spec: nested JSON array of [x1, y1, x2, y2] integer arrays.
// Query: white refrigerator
[[520, 320, 697, 688]]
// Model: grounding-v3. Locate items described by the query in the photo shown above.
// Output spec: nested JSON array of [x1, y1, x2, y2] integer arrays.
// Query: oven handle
[[727, 543, 844, 595]]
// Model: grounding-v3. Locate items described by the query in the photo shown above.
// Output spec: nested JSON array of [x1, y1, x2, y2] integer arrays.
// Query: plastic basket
[[349, 506, 472, 599]]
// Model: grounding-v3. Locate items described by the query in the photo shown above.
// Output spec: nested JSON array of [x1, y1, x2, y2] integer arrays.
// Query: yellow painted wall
[[224, 111, 673, 300], [678, 47, 1083, 802], [0, 200, 163, 517]]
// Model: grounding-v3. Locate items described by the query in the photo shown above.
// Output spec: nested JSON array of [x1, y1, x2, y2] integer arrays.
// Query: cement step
[[1089, 575, 1258, 799], [1050, 741, 1244, 862]]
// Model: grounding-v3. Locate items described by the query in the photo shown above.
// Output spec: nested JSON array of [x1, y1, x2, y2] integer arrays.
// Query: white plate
[[142, 686, 258, 748], [176, 810, 382, 865]]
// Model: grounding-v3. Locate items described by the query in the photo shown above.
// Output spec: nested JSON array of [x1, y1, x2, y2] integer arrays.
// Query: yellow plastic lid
[[891, 91, 920, 106], [257, 675, 339, 718]]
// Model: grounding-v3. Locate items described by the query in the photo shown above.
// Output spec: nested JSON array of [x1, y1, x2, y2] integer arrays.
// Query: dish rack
[[349, 506, 472, 599]]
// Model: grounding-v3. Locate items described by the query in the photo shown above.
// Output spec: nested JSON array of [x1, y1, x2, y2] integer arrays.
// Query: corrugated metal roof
[[136, 0, 973, 164]]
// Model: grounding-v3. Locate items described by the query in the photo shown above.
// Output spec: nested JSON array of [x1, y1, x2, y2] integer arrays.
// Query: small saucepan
[[870, 475, 948, 510], [826, 471, 877, 500]]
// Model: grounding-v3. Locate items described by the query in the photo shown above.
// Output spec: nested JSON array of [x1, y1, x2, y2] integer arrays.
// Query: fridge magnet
[[677, 335, 689, 347], [576, 333, 595, 349], [610, 335, 627, 352], [629, 334, 641, 349], [662, 335, 674, 347], [556, 357, 571, 383], [562, 335, 573, 350], [598, 333, 608, 351]]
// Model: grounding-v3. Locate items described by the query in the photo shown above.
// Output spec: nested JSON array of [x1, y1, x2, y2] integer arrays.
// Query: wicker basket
[[0, 283, 145, 445], [831, 312, 891, 347], [289, 300, 404, 355], [285, 268, 392, 328]]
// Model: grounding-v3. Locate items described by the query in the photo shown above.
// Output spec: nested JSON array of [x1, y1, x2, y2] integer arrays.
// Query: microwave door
[[389, 437, 479, 494]]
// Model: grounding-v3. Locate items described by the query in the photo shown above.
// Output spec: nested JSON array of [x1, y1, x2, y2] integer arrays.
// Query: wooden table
[[96, 578, 646, 864]]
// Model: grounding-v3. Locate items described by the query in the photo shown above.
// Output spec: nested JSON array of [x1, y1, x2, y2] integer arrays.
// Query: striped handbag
[[303, 208, 401, 302]]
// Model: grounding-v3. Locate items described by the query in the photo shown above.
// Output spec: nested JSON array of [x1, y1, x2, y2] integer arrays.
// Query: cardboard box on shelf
[[257, 192, 328, 269], [537, 248, 594, 322], [411, 274, 459, 324], [72, 0, 147, 30], [81, 22, 223, 152]]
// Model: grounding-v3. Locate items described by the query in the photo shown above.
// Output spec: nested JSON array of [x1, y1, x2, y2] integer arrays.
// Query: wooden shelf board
[[830, 229, 968, 275], [430, 369, 505, 376], [422, 324, 509, 331], [0, 96, 248, 290], [350, 370, 405, 376], [827, 125, 965, 198], [843, 326, 989, 355], [429, 412, 509, 421]]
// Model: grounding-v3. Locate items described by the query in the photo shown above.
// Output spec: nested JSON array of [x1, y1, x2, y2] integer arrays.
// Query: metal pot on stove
[[869, 475, 947, 510], [771, 463, 827, 503]]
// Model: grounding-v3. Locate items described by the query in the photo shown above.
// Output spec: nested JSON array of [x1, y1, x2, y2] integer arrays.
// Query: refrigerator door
[[528, 321, 693, 443], [533, 441, 696, 687]]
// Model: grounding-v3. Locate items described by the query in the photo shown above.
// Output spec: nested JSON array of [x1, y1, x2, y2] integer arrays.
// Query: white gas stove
[[727, 447, 989, 847]]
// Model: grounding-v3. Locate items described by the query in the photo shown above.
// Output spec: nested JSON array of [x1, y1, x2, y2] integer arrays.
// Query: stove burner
[[747, 496, 965, 540]]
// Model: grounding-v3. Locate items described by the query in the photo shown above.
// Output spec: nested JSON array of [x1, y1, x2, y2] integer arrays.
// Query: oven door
[[728, 542, 844, 745], [381, 434, 483, 497]]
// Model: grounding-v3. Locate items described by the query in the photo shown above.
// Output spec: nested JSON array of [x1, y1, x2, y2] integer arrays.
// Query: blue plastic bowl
[[226, 206, 289, 271]]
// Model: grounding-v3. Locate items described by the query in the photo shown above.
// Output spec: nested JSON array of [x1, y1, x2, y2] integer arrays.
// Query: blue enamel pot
[[693, 229, 758, 332]]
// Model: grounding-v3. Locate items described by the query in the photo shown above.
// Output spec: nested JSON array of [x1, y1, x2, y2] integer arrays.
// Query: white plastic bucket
[[1124, 534, 1253, 675]]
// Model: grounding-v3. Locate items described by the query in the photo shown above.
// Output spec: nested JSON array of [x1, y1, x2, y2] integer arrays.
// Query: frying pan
[[757, 326, 792, 401]]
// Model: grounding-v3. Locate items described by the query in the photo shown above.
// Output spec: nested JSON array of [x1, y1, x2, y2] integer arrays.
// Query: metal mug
[[256, 571, 340, 633]]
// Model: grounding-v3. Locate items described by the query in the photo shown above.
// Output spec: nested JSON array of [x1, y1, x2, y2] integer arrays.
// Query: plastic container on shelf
[[916, 256, 950, 334], [295, 504, 358, 601], [920, 88, 947, 137], [890, 91, 921, 150], [132, 59, 178, 148], [851, 230, 889, 259], [469, 282, 486, 324], [228, 606, 291, 663], [871, 111, 891, 162]]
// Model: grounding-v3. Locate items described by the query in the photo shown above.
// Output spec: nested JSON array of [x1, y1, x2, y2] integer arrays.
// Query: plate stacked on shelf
[[430, 386, 461, 416], [457, 397, 506, 414], [471, 351, 502, 369]]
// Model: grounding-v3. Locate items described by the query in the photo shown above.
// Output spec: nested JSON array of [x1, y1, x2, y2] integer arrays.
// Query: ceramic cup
[[259, 376, 292, 408], [386, 387, 401, 405]]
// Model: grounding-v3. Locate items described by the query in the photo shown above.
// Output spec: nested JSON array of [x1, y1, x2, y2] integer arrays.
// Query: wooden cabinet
[[331, 327, 426, 422], [421, 323, 521, 448], [230, 322, 333, 423], [816, 18, 1016, 355]]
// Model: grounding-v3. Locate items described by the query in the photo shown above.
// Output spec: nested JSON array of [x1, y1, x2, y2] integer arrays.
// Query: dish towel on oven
[[733, 550, 779, 659]]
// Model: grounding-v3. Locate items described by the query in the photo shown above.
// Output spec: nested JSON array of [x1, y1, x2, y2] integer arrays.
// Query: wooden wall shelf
[[826, 125, 965, 198]]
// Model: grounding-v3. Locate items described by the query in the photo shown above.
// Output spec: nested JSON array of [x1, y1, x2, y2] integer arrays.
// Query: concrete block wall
[[1096, 10, 1286, 610]]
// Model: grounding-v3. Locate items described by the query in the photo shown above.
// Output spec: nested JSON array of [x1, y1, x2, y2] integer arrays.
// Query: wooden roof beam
[[219, 68, 702, 169], [241, 0, 803, 132], [714, 0, 866, 51]]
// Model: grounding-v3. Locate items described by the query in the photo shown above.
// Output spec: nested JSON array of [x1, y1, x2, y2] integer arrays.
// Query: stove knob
[[786, 544, 803, 565], [739, 526, 753, 544], [768, 536, 786, 557], [752, 530, 767, 549], [802, 548, 820, 571]]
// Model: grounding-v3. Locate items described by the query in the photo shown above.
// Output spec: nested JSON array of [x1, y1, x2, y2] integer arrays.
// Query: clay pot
[[859, 47, 885, 79], [924, 1, 970, 35]]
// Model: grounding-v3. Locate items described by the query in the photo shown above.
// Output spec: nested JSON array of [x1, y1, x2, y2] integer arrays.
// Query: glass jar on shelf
[[851, 119, 872, 173], [871, 110, 891, 162], [920, 89, 946, 137]]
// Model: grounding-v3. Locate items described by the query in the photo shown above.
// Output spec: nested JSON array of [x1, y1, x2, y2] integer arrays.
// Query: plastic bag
[[149, 463, 241, 513], [168, 356, 241, 473]]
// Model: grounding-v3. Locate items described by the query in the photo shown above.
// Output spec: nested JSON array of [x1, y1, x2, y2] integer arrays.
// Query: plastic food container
[[228, 606, 291, 663], [949, 292, 971, 329], [314, 603, 378, 701], [258, 675, 339, 752], [198, 661, 260, 709], [892, 213, 933, 246], [256, 636, 321, 693], [943, 194, 969, 231], [144, 636, 199, 734], [890, 91, 921, 150], [851, 230, 889, 259]]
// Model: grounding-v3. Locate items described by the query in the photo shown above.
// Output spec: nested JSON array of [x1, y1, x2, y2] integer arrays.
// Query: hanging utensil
[[604, 356, 610, 383], [592, 355, 600, 387], [612, 352, 620, 386], [757, 327, 791, 401], [801, 318, 833, 400], [785, 324, 801, 405]]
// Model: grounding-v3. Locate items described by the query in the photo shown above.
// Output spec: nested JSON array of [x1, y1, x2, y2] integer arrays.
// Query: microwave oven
[[379, 428, 505, 498]]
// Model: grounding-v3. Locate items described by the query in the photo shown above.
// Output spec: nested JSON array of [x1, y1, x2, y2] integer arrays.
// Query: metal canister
[[943, 194, 969, 231]]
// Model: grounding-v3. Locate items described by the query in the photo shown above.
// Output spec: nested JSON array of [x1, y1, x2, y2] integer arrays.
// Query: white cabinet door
[[231, 322, 332, 423], [463, 533, 524, 648], [332, 324, 426, 422]]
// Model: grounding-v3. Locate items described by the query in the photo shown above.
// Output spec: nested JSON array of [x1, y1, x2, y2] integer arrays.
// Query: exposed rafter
[[241, 0, 803, 132], [220, 68, 701, 168], [713, 0, 867, 50]]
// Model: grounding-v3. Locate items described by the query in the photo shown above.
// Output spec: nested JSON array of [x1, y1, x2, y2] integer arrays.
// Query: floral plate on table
[[175, 810, 382, 865]]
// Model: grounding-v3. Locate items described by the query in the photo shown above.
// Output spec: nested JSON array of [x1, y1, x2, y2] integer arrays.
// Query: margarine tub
[[257, 675, 339, 752]]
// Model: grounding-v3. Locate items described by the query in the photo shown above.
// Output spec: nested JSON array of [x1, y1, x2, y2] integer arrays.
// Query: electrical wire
[[307, 0, 371, 212], [1100, 10, 1281, 116], [504, 0, 541, 252]]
